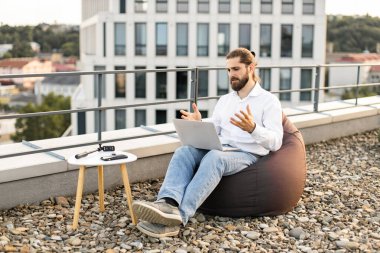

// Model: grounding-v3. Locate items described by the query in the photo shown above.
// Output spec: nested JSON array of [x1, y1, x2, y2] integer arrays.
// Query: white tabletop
[[67, 151, 137, 166]]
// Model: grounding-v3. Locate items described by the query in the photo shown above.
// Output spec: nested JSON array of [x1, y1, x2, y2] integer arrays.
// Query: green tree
[[327, 15, 380, 52], [10, 39, 35, 58], [0, 24, 80, 57], [341, 87, 378, 100], [11, 93, 71, 142], [2, 51, 12, 58], [61, 41, 79, 57]]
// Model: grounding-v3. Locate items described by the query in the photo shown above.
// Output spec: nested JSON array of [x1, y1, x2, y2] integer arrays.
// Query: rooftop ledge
[[0, 96, 379, 209]]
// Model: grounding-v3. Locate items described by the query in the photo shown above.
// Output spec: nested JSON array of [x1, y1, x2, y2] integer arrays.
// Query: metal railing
[[0, 63, 379, 159]]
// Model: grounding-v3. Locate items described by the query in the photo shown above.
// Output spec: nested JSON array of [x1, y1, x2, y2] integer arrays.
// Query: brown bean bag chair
[[199, 114, 306, 217]]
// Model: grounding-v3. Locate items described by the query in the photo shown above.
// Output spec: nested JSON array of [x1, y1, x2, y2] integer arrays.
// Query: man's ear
[[249, 63, 255, 72]]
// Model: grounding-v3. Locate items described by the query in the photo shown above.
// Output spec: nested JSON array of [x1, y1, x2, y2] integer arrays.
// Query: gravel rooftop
[[0, 129, 379, 253]]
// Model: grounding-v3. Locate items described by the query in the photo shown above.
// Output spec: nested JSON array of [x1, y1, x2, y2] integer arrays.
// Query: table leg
[[120, 164, 137, 225], [72, 166, 86, 230], [98, 165, 105, 212]]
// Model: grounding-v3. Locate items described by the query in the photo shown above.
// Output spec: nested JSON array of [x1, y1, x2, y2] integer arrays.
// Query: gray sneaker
[[132, 200, 182, 226], [137, 221, 180, 238]]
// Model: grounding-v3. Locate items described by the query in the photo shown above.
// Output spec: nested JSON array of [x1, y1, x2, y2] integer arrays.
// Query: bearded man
[[132, 48, 283, 238]]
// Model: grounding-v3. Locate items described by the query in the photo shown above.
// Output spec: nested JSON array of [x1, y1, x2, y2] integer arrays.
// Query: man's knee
[[205, 150, 224, 159], [175, 145, 197, 154], [203, 150, 225, 168]]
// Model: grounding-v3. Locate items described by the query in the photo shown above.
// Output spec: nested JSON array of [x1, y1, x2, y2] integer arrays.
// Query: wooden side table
[[67, 151, 137, 229]]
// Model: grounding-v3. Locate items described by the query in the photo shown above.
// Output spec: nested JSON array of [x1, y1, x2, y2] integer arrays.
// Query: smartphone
[[100, 154, 128, 161]]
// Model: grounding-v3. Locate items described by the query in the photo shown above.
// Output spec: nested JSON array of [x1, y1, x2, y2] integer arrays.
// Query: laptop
[[172, 119, 239, 151]]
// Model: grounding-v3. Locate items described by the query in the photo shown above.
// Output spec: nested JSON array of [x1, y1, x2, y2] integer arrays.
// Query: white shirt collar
[[232, 82, 263, 98]]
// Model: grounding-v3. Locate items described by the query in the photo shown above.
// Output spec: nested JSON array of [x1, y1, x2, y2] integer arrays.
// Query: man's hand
[[180, 103, 202, 121], [230, 105, 256, 133]]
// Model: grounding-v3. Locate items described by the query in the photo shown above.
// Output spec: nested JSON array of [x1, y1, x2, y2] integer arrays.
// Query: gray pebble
[[289, 227, 305, 239]]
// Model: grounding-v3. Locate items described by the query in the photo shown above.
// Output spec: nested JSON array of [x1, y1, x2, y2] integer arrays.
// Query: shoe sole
[[132, 202, 182, 226], [136, 223, 179, 238]]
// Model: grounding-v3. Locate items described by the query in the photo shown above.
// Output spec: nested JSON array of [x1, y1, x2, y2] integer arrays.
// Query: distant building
[[368, 65, 380, 83], [22, 59, 54, 90], [8, 92, 37, 108], [0, 58, 30, 85], [0, 84, 18, 105], [38, 74, 80, 98], [0, 57, 78, 92], [0, 118, 16, 144], [73, 0, 326, 135], [29, 42, 41, 54], [328, 53, 380, 96], [50, 53, 64, 63]]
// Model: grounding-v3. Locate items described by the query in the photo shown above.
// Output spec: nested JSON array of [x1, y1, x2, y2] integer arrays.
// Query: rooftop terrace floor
[[0, 130, 379, 252]]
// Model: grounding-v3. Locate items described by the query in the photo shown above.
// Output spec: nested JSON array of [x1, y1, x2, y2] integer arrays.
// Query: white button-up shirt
[[211, 83, 283, 156]]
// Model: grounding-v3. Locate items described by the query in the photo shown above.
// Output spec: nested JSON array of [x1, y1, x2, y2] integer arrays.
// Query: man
[[132, 48, 283, 238]]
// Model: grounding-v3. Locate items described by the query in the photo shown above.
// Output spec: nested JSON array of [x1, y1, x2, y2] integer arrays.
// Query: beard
[[230, 72, 249, 92]]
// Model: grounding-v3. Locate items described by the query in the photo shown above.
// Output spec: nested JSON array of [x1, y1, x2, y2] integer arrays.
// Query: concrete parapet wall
[[0, 96, 379, 210], [0, 154, 173, 210]]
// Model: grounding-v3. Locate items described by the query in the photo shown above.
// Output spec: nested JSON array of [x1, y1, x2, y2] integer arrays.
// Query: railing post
[[313, 66, 321, 112], [97, 73, 103, 141], [355, 65, 361, 106], [190, 67, 199, 112]]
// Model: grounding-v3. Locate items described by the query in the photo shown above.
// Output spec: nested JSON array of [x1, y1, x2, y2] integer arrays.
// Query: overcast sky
[[0, 0, 379, 26]]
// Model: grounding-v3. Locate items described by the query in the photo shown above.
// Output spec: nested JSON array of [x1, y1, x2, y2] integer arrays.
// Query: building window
[[156, 66, 167, 99], [135, 109, 146, 127], [199, 110, 208, 118], [198, 70, 209, 97], [282, 0, 294, 14], [156, 110, 167, 124], [176, 67, 188, 99], [219, 0, 230, 13], [239, 24, 251, 50], [135, 23, 147, 56], [156, 23, 168, 56], [198, 0, 209, 13], [135, 0, 148, 12], [115, 66, 126, 98], [94, 110, 106, 132], [177, 0, 189, 12], [156, 0, 168, 13], [120, 0, 126, 13], [259, 68, 271, 91], [303, 0, 315, 14], [103, 22, 106, 57], [135, 66, 146, 98], [218, 24, 230, 56], [261, 0, 272, 14], [240, 0, 251, 13], [176, 110, 183, 119], [197, 23, 209, 56], [260, 24, 272, 57], [114, 23, 126, 56], [300, 69, 312, 101], [94, 66, 106, 99], [302, 25, 314, 58], [77, 111, 86, 135], [280, 68, 292, 101], [217, 69, 229, 95], [115, 109, 126, 130], [176, 23, 188, 56], [281, 24, 293, 57]]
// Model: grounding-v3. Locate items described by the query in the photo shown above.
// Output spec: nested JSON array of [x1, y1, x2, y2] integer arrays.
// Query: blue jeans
[[157, 145, 258, 225]]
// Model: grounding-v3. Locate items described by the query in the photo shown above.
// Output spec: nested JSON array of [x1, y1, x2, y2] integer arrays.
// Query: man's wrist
[[249, 123, 256, 133]]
